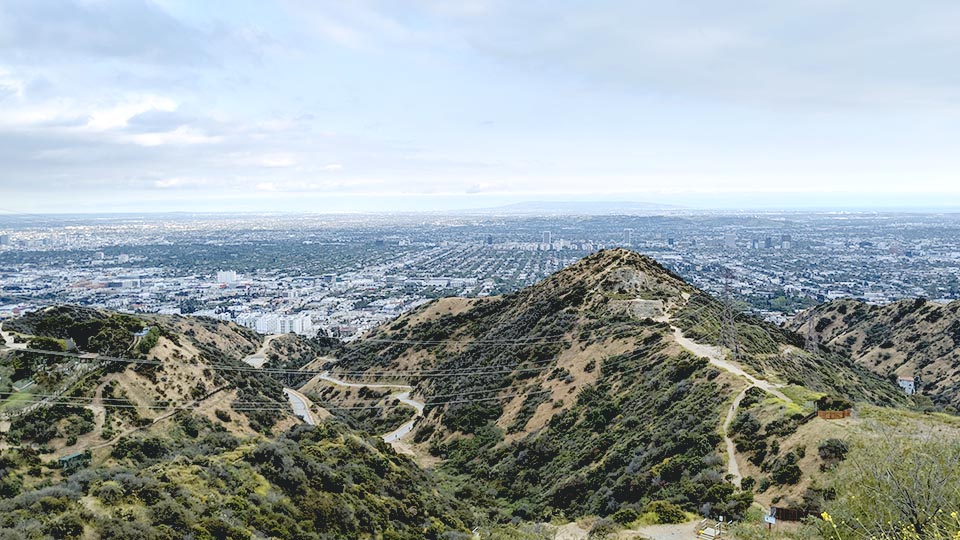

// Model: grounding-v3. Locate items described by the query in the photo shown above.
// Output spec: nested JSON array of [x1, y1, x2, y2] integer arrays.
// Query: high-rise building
[[256, 314, 279, 334], [277, 314, 314, 336], [724, 232, 737, 249], [780, 234, 792, 249], [623, 228, 633, 245], [216, 270, 239, 283], [236, 313, 259, 330], [764, 237, 773, 249], [542, 231, 552, 245]]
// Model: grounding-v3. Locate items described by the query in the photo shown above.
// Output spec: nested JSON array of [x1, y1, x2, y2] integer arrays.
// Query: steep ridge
[[324, 249, 907, 523], [791, 297, 960, 410]]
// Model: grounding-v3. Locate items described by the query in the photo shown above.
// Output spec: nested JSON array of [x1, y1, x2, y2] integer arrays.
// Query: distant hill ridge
[[792, 297, 960, 410], [472, 200, 679, 215]]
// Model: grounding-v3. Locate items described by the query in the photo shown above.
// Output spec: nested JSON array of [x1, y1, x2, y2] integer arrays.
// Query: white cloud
[[5, 0, 960, 211], [154, 177, 207, 189], [129, 125, 220, 147], [86, 95, 177, 131], [259, 155, 299, 168], [0, 68, 25, 100], [466, 182, 502, 193]]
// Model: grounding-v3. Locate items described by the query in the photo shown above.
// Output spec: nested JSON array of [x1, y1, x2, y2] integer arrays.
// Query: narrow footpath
[[663, 315, 795, 489], [721, 386, 750, 487]]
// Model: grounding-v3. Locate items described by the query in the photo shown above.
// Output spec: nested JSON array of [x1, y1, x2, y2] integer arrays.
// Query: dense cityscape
[[2, 210, 958, 339]]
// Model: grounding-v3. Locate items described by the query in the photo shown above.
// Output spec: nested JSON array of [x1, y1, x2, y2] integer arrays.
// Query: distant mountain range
[[470, 201, 680, 215]]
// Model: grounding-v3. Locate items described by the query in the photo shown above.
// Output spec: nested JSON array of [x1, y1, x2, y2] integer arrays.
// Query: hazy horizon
[[4, 1, 960, 213], [5, 193, 960, 216]]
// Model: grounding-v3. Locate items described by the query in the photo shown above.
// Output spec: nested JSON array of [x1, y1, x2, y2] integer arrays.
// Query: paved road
[[383, 391, 425, 443], [0, 322, 26, 350], [283, 388, 318, 426], [319, 371, 425, 453], [318, 371, 411, 390], [241, 335, 280, 368], [239, 337, 324, 426]]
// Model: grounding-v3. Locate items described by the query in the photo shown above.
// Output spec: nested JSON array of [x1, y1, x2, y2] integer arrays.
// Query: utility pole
[[719, 269, 741, 363], [804, 319, 819, 354]]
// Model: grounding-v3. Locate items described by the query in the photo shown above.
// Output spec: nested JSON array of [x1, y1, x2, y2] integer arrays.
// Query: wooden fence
[[817, 409, 851, 420], [771, 506, 815, 522]]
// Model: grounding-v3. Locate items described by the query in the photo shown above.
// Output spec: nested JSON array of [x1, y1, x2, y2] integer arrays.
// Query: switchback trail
[[316, 371, 424, 455]]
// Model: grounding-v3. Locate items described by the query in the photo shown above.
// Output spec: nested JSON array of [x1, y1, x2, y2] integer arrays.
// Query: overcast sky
[[2, 0, 960, 213]]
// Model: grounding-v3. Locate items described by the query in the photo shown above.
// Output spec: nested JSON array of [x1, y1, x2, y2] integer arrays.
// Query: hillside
[[316, 249, 910, 524], [790, 298, 960, 410], [0, 417, 473, 539], [0, 306, 300, 444], [2, 252, 951, 539], [0, 307, 476, 539]]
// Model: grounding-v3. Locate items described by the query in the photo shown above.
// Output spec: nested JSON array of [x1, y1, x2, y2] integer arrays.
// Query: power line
[[4, 345, 558, 378], [0, 388, 554, 413], [1, 324, 648, 379], [2, 298, 755, 420], [804, 318, 819, 353], [719, 269, 742, 363], [2, 323, 669, 417]]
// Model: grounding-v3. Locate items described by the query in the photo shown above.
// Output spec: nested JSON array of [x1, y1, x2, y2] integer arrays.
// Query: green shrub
[[611, 508, 638, 525], [769, 452, 803, 485], [46, 513, 84, 540], [27, 336, 66, 352], [587, 518, 617, 539], [817, 395, 852, 412], [818, 438, 849, 462], [96, 481, 125, 505]]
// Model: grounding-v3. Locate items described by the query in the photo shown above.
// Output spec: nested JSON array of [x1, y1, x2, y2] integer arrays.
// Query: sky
[[2, 0, 960, 213]]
